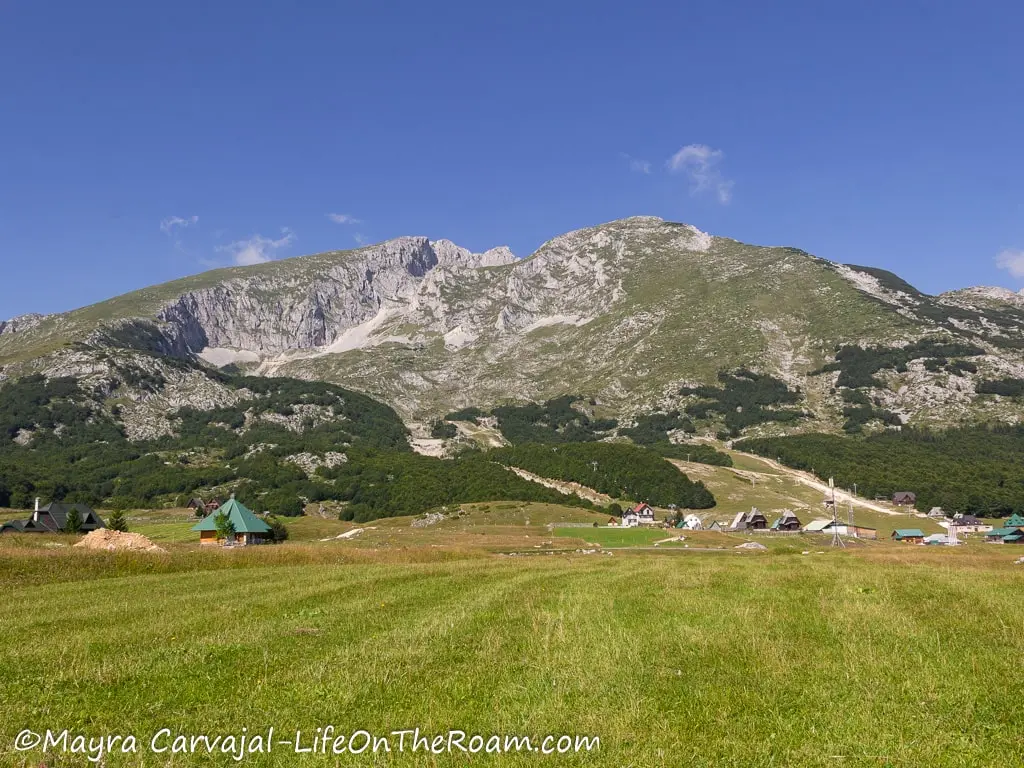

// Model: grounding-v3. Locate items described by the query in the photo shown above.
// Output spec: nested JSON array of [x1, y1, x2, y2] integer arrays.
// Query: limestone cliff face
[[155, 237, 448, 353], [4, 216, 1024, 429]]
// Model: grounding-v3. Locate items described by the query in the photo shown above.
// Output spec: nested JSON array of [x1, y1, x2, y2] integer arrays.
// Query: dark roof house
[[892, 492, 917, 506], [770, 510, 802, 531], [0, 501, 105, 534], [730, 508, 768, 531]]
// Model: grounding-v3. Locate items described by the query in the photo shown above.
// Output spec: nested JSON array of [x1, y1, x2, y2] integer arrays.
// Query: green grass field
[[1, 454, 1020, 766], [1, 545, 1023, 767]]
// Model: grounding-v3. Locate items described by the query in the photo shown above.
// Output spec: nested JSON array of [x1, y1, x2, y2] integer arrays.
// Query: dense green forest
[[445, 396, 617, 444], [681, 370, 805, 435], [0, 371, 604, 521], [619, 411, 694, 443], [0, 371, 409, 511], [738, 426, 1024, 517], [645, 442, 733, 467], [317, 450, 593, 522], [443, 398, 731, 466], [488, 443, 716, 509]]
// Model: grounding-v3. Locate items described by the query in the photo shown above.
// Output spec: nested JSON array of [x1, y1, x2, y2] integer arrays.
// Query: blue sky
[[1, 0, 1023, 318]]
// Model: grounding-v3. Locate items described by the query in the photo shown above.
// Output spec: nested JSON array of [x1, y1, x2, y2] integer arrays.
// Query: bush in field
[[266, 517, 289, 543], [107, 509, 128, 532], [64, 506, 82, 534]]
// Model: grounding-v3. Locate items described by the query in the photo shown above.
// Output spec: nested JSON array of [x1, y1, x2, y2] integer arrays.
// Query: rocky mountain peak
[[0, 313, 46, 337], [429, 239, 518, 269]]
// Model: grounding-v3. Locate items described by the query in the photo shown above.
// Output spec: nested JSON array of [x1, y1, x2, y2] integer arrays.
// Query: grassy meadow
[[2, 454, 1022, 766], [2, 542, 1024, 767]]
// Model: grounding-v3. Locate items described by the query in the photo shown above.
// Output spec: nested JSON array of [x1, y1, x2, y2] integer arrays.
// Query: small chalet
[[985, 527, 1024, 544], [192, 497, 271, 546], [0, 499, 105, 534], [729, 507, 768, 531], [927, 507, 946, 519], [622, 503, 656, 528], [891, 528, 925, 543], [1003, 513, 1024, 530], [186, 497, 221, 514], [892, 491, 917, 506], [770, 510, 802, 531]]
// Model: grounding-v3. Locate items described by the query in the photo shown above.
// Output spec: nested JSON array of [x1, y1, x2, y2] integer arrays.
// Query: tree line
[[487, 442, 716, 509], [738, 426, 1024, 517]]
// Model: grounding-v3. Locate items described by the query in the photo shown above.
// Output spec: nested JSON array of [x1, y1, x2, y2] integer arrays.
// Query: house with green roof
[[891, 528, 925, 543], [985, 527, 1024, 544], [191, 496, 271, 546], [1003, 513, 1024, 530]]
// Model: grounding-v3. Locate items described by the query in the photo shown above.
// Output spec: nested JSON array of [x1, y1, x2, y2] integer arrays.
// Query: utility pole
[[829, 477, 844, 548]]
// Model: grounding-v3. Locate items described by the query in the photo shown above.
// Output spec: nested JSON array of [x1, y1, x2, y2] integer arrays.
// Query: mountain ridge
[[2, 216, 1024, 436]]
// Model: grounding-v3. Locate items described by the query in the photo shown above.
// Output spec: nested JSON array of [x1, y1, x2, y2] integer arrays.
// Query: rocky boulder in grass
[[74, 529, 166, 553]]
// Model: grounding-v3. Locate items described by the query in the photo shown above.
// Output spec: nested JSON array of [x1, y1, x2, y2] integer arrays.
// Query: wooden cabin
[[891, 528, 925, 543], [771, 510, 802, 531], [191, 497, 271, 546], [892, 491, 917, 506], [730, 508, 768, 531]]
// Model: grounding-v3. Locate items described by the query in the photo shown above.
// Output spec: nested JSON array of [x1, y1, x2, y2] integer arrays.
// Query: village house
[[892, 491, 917, 507], [0, 499, 105, 534], [985, 527, 1024, 544], [927, 507, 947, 519], [891, 528, 925, 544], [770, 510, 802, 531], [947, 514, 992, 534], [1002, 513, 1024, 530], [187, 497, 222, 515], [801, 519, 878, 539], [192, 497, 271, 546], [729, 508, 768, 531], [621, 502, 657, 528]]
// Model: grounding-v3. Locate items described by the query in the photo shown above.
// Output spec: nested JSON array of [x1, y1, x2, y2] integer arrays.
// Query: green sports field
[[2, 543, 1023, 767]]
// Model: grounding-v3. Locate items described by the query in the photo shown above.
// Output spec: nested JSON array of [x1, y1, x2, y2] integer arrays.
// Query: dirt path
[[506, 467, 613, 505], [727, 450, 900, 517]]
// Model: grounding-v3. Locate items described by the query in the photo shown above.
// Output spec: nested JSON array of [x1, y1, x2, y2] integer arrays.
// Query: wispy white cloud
[[353, 233, 368, 246], [327, 213, 362, 225], [996, 248, 1024, 278], [216, 228, 296, 266], [160, 215, 198, 234], [620, 153, 651, 174], [666, 144, 733, 204]]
